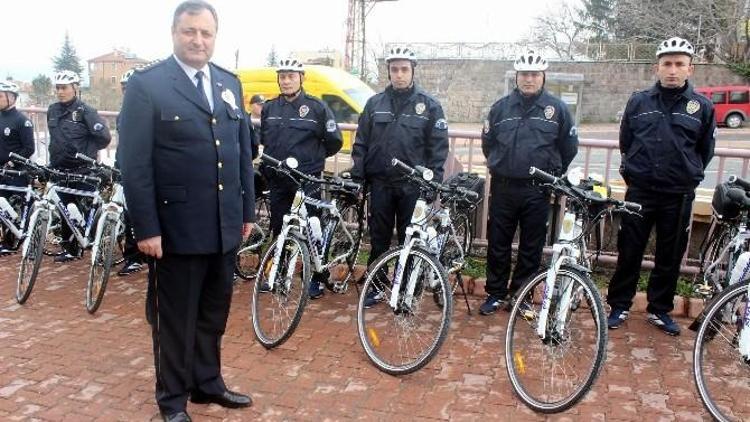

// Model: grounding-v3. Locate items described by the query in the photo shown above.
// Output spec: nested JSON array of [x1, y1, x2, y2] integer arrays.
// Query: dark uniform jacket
[[482, 88, 578, 179], [259, 90, 342, 174], [47, 98, 111, 169], [620, 82, 716, 192], [0, 107, 35, 165], [117, 56, 255, 255], [351, 85, 449, 182]]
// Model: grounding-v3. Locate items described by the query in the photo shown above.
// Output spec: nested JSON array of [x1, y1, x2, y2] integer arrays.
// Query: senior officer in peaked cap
[[117, 1, 255, 421]]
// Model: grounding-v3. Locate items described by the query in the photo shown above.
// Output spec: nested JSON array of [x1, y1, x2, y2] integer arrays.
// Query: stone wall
[[377, 60, 748, 123]]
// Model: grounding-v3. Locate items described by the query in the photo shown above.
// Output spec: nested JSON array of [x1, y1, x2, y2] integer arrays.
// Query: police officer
[[0, 81, 35, 254], [115, 68, 144, 276], [118, 2, 255, 419], [260, 57, 343, 299], [248, 93, 265, 159], [48, 70, 112, 262], [351, 45, 449, 307], [607, 37, 715, 336], [479, 50, 578, 315]]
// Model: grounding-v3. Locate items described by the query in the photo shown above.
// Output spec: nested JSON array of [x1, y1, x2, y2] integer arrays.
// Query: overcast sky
[[3, 0, 550, 81]]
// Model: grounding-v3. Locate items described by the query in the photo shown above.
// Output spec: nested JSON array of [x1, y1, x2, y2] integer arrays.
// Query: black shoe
[[117, 260, 143, 276], [190, 389, 252, 408], [54, 252, 80, 263], [479, 294, 506, 315], [162, 411, 191, 422]]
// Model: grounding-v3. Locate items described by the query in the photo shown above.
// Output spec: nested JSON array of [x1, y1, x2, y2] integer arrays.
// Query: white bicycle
[[692, 180, 750, 422], [505, 166, 641, 413], [357, 158, 478, 375]]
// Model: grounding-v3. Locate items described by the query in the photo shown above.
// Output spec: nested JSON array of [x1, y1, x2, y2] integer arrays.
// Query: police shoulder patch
[[326, 119, 337, 132], [24, 120, 33, 128], [435, 118, 448, 130], [713, 127, 719, 139], [569, 125, 578, 137], [93, 123, 104, 131], [483, 119, 490, 134]]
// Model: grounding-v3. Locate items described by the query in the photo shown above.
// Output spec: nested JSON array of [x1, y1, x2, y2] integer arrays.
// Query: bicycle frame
[[0, 183, 39, 240], [90, 182, 125, 264], [389, 198, 460, 310]]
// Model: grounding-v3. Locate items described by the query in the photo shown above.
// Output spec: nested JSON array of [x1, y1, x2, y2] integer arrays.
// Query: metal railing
[[20, 107, 750, 272]]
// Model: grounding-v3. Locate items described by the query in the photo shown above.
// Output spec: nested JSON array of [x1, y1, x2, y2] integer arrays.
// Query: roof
[[88, 49, 149, 64]]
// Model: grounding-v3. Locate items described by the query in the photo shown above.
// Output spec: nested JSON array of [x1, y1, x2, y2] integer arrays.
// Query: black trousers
[[145, 248, 237, 414], [268, 176, 326, 282], [367, 181, 420, 266], [0, 174, 28, 248], [485, 179, 550, 299], [607, 186, 694, 314]]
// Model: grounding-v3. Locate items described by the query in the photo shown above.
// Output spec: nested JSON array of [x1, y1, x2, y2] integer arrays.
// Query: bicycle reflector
[[368, 328, 381, 348], [514, 351, 526, 375]]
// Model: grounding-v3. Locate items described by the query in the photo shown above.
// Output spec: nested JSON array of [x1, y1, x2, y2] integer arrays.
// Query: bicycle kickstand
[[455, 272, 472, 315]]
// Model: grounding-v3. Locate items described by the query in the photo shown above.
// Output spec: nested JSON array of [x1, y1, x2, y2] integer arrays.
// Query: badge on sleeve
[[569, 126, 578, 137], [435, 118, 448, 130], [686, 100, 700, 115], [221, 88, 238, 110], [483, 119, 490, 134], [544, 105, 555, 119], [24, 120, 33, 128], [3, 127, 9, 136], [93, 123, 104, 131], [326, 119, 337, 132], [713, 127, 719, 139], [415, 103, 426, 115], [299, 105, 310, 118]]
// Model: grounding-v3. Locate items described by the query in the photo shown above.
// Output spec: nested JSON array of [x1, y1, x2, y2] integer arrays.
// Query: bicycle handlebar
[[529, 167, 558, 184], [0, 168, 26, 178], [261, 153, 362, 192]]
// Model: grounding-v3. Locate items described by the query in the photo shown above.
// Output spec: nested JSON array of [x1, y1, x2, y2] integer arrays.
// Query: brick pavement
[[0, 255, 728, 421]]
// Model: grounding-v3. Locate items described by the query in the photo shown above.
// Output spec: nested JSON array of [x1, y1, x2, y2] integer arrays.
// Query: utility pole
[[345, 0, 397, 81]]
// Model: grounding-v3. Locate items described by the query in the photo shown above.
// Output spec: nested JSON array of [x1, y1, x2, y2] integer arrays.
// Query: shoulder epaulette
[[135, 59, 164, 73], [211, 62, 239, 79]]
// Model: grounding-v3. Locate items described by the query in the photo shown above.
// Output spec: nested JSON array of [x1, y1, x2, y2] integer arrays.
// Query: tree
[[580, 0, 617, 42], [31, 74, 53, 107], [266, 45, 278, 66], [52, 32, 84, 76], [529, 1, 589, 60]]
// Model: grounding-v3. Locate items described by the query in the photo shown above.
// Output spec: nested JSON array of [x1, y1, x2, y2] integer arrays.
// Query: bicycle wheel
[[700, 222, 738, 294], [357, 246, 452, 375], [505, 266, 607, 413], [85, 215, 118, 314], [693, 280, 750, 422], [16, 211, 49, 304], [235, 222, 265, 280], [251, 234, 310, 349]]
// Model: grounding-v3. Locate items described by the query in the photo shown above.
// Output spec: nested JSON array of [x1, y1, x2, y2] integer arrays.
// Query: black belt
[[493, 176, 537, 187]]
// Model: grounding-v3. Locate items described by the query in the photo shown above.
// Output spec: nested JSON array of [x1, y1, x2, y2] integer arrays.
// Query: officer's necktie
[[194, 71, 211, 111]]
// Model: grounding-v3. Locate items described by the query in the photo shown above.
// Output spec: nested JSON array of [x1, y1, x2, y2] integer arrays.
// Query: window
[[729, 90, 749, 104], [710, 91, 727, 104], [322, 95, 359, 123]]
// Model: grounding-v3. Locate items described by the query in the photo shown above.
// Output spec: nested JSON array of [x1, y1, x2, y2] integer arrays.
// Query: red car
[[695, 85, 750, 128]]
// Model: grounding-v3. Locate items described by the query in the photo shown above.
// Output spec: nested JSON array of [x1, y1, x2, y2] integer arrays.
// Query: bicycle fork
[[536, 245, 578, 340], [389, 239, 423, 310]]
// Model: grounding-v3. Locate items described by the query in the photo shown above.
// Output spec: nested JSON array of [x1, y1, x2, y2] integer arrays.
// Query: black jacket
[[47, 98, 111, 169], [351, 84, 449, 182], [0, 107, 35, 165], [260, 90, 342, 174], [620, 82, 716, 192], [117, 56, 255, 254], [482, 88, 578, 179]]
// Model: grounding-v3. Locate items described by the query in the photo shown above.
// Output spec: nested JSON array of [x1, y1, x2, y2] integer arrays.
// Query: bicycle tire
[[357, 246, 452, 375], [251, 234, 311, 349], [85, 215, 118, 314], [693, 280, 750, 422], [16, 211, 48, 304], [505, 266, 607, 413]]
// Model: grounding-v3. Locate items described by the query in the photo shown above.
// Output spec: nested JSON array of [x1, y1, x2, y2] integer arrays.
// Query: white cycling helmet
[[120, 69, 135, 84], [53, 70, 80, 85], [656, 37, 694, 58], [276, 58, 305, 74], [514, 50, 548, 72], [385, 45, 417, 65], [0, 81, 19, 96]]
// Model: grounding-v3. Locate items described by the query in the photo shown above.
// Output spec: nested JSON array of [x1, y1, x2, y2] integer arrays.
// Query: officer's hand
[[242, 222, 254, 241], [138, 236, 163, 259]]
